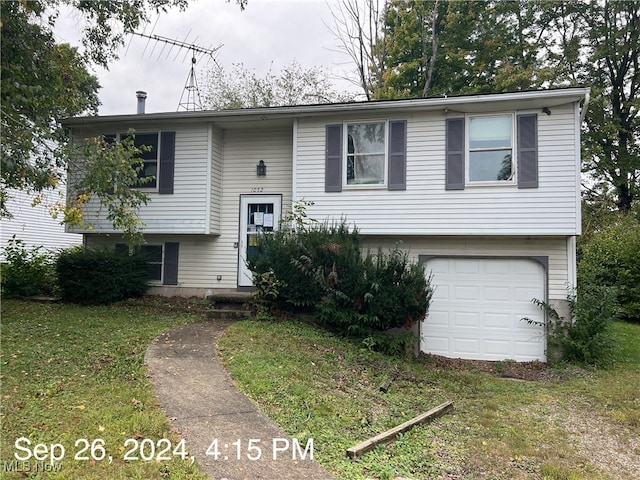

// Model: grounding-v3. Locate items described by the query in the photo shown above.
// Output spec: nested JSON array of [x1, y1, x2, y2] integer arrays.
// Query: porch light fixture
[[256, 160, 267, 176]]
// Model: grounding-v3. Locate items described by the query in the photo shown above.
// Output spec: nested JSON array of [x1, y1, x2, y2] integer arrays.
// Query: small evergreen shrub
[[56, 248, 149, 304], [579, 215, 640, 323], [1, 236, 57, 298]]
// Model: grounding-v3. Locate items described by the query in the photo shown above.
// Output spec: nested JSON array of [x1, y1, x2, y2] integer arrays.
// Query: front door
[[238, 195, 282, 287]]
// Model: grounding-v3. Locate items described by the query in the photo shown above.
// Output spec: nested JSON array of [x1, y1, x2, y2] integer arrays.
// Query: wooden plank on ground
[[346, 400, 453, 460]]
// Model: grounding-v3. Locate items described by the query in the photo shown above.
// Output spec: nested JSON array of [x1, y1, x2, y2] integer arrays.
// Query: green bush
[[249, 219, 361, 310], [248, 215, 432, 353], [1, 236, 57, 298], [527, 286, 617, 366], [56, 248, 149, 304], [316, 247, 431, 336], [579, 215, 640, 323]]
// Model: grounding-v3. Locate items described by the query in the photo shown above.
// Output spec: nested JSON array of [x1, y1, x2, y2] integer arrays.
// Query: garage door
[[421, 257, 546, 362]]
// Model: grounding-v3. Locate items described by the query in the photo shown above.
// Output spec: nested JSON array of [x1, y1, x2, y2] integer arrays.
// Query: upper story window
[[122, 132, 159, 189], [345, 122, 386, 186], [445, 113, 537, 191], [325, 120, 406, 192], [105, 131, 175, 194], [467, 115, 514, 183]]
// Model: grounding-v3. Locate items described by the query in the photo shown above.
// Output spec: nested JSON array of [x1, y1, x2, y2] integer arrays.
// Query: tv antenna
[[131, 32, 223, 111]]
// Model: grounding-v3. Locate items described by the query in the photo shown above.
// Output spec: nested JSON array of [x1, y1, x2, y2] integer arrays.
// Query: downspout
[[567, 236, 577, 291]]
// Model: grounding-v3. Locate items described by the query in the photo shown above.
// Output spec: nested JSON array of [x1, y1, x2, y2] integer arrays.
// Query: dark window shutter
[[388, 120, 407, 190], [163, 242, 179, 285], [325, 124, 342, 192], [115, 243, 129, 254], [104, 134, 117, 194], [445, 118, 465, 190], [517, 114, 538, 188], [159, 131, 176, 195]]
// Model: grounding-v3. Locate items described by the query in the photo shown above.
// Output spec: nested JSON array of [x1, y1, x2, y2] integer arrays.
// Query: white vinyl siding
[[214, 126, 293, 289], [68, 125, 210, 234], [1, 189, 80, 258], [361, 235, 569, 302], [210, 125, 223, 234], [296, 103, 579, 235]]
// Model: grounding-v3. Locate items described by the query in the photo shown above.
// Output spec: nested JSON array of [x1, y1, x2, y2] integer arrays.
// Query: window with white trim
[[345, 121, 386, 186], [467, 115, 514, 183]]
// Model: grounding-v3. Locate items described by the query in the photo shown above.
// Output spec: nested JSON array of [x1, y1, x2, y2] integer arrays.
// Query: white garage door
[[421, 257, 546, 362]]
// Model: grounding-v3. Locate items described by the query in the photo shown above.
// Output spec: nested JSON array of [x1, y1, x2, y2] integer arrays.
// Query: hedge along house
[[63, 87, 589, 362]]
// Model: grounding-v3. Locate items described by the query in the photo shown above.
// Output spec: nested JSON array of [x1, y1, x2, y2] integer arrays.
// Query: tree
[[330, 0, 639, 213], [1, 1, 249, 243], [1, 0, 190, 220], [376, 0, 547, 98], [0, 1, 100, 217], [326, 0, 388, 100], [202, 60, 352, 109], [575, 1, 639, 213]]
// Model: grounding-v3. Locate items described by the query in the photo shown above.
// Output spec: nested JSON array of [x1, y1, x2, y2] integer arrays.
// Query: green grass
[[218, 319, 640, 480], [0, 299, 209, 480], [2, 300, 638, 479]]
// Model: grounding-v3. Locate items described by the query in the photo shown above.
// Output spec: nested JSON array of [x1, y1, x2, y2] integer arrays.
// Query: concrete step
[[205, 308, 252, 320], [205, 293, 254, 320]]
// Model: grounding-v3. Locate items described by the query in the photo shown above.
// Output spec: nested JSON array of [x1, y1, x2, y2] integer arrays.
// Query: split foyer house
[[63, 87, 590, 362]]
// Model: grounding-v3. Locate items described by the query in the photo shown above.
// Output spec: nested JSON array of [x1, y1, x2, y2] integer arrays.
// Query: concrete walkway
[[144, 320, 334, 480]]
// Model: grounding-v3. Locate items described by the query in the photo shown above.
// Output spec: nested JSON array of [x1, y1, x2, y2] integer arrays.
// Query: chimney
[[136, 91, 147, 114]]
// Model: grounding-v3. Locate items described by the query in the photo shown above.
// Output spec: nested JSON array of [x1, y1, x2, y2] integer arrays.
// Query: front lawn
[[0, 299, 209, 480], [217, 319, 640, 480], [2, 300, 638, 479]]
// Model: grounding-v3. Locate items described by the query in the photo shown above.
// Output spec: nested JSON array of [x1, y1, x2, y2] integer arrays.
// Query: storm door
[[238, 195, 282, 287]]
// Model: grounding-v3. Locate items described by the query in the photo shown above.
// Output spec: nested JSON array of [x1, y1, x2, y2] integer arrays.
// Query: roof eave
[[61, 87, 590, 127]]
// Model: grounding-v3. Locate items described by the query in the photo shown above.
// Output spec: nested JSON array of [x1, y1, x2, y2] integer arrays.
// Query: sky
[[54, 0, 362, 115]]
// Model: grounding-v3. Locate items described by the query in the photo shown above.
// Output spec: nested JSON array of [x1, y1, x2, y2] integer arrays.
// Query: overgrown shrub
[[316, 248, 431, 337], [1, 236, 57, 297], [526, 286, 617, 366], [248, 213, 432, 353], [56, 248, 149, 304], [249, 219, 362, 310], [578, 215, 640, 323]]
